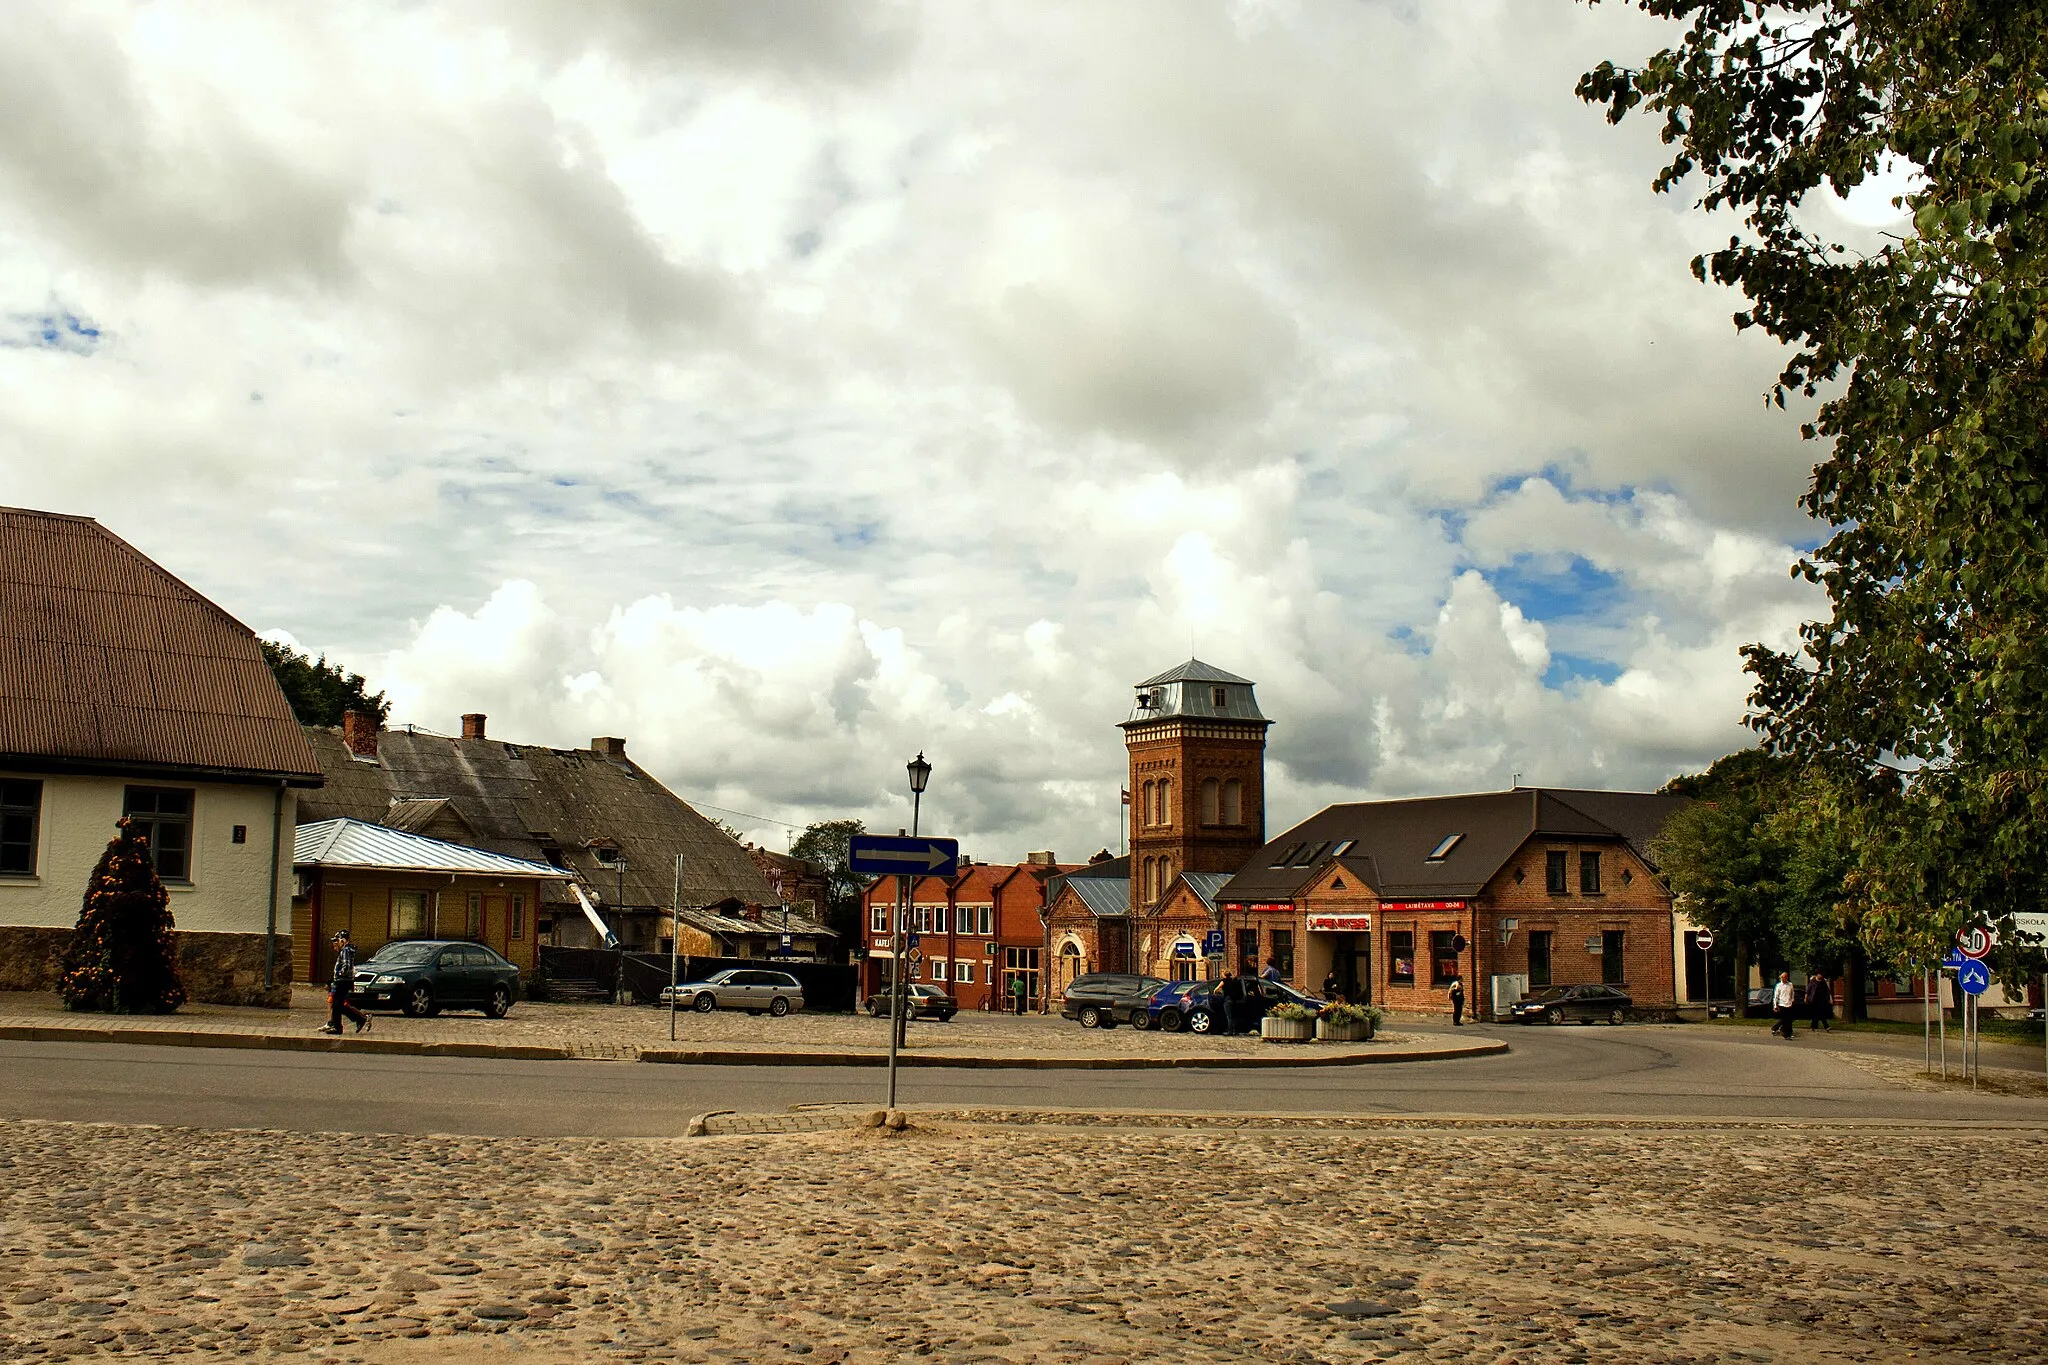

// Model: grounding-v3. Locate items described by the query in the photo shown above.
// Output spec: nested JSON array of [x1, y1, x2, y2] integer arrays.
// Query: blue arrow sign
[[848, 834, 960, 877], [1956, 958, 1992, 996]]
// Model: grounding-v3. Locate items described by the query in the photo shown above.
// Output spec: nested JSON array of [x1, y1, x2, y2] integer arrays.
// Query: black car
[[1060, 972, 1171, 1029], [1185, 978, 1326, 1035], [1508, 984, 1633, 1025], [353, 940, 522, 1018], [865, 983, 958, 1021]]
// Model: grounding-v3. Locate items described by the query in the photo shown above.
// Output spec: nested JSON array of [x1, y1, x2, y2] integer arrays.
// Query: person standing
[[1216, 970, 1243, 1035], [1772, 971, 1798, 1038], [1321, 968, 1339, 1002], [321, 930, 369, 1035], [1448, 974, 1466, 1027], [1805, 972, 1834, 1031], [1010, 972, 1027, 1016], [1260, 957, 1282, 984]]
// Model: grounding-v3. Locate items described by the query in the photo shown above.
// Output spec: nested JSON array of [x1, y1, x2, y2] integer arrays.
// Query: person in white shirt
[[1771, 971, 1798, 1038]]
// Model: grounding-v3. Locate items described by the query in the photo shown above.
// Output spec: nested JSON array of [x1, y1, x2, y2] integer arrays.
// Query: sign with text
[[2012, 911, 2048, 943], [848, 834, 960, 878], [1308, 913, 1373, 932], [1956, 924, 1997, 960], [1382, 900, 1469, 911], [1221, 902, 1298, 913]]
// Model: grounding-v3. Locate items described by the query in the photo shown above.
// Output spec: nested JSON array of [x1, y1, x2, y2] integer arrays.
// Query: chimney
[[1027, 850, 1057, 866], [591, 736, 627, 758], [342, 710, 379, 759], [461, 713, 487, 740]]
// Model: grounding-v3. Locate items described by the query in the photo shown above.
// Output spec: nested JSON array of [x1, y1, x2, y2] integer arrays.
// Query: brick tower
[[1121, 659, 1269, 911]]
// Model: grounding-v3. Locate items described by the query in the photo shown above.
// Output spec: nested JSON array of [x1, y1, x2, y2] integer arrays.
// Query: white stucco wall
[[0, 772, 296, 935]]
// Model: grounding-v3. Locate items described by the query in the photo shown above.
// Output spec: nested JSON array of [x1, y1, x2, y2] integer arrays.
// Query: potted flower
[[1316, 1002, 1381, 1042], [1261, 1001, 1319, 1042]]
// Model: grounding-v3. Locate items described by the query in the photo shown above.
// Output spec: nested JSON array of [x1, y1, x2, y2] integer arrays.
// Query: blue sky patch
[[1489, 554, 1624, 623], [1544, 652, 1625, 689], [3, 310, 102, 355]]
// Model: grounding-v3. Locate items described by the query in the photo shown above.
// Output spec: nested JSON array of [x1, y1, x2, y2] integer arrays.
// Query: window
[[1141, 781, 1155, 827], [1222, 779, 1242, 825], [1602, 930, 1625, 984], [390, 889, 430, 938], [1426, 833, 1464, 862], [123, 787, 193, 881], [1268, 843, 1303, 869], [956, 961, 975, 984], [512, 895, 525, 941], [1236, 928, 1259, 974], [1269, 930, 1294, 981], [930, 960, 947, 982], [466, 891, 483, 939], [1202, 778, 1220, 825], [1430, 930, 1459, 986], [1158, 856, 1172, 893], [1212, 686, 1228, 708], [1581, 852, 1602, 894], [1528, 930, 1553, 987], [231, 825, 247, 844], [0, 779, 40, 875], [1157, 777, 1172, 826], [1388, 931, 1416, 984], [1291, 841, 1330, 867], [871, 902, 888, 934], [1546, 850, 1569, 895]]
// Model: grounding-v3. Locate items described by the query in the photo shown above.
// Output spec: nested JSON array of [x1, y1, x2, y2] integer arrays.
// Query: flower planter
[[1261, 1015, 1316, 1043], [1316, 1017, 1373, 1043]]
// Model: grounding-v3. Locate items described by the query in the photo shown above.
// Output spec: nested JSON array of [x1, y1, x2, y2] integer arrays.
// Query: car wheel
[[1187, 1009, 1213, 1034], [1130, 1011, 1154, 1031], [1078, 1005, 1104, 1028], [403, 984, 438, 1018], [486, 984, 512, 1019], [1544, 1005, 1563, 1026], [693, 993, 717, 1013], [866, 999, 884, 1017], [1609, 1008, 1626, 1025], [770, 996, 791, 1017], [1159, 1008, 1184, 1033]]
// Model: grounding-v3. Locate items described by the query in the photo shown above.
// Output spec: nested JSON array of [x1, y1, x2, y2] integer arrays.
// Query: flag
[[1120, 789, 1131, 804]]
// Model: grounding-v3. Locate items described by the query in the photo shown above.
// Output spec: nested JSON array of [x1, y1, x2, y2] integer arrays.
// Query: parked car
[[1508, 984, 1633, 1025], [864, 983, 958, 1021], [1185, 978, 1327, 1034], [1060, 972, 1171, 1029], [353, 940, 522, 1018], [659, 968, 805, 1016], [1138, 979, 1211, 1032]]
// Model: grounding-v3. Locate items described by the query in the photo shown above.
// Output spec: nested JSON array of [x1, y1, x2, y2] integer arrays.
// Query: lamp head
[[906, 751, 932, 794]]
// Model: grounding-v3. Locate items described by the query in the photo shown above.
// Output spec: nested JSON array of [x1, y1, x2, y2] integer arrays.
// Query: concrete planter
[[1316, 1017, 1373, 1043], [1261, 1015, 1316, 1043]]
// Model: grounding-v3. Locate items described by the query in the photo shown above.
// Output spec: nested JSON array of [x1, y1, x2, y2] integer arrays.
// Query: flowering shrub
[[59, 819, 185, 1014]]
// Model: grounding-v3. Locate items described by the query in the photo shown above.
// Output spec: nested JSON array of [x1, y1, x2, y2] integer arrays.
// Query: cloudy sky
[[0, 1, 1899, 859]]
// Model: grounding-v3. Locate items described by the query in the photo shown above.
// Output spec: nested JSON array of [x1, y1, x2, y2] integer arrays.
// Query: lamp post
[[613, 853, 629, 1005], [887, 751, 932, 1107]]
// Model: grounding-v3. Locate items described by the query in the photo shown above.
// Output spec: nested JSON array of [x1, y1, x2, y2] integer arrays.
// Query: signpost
[[1692, 928, 1715, 1015], [1202, 929, 1225, 958], [848, 835, 960, 878], [1955, 924, 1996, 960]]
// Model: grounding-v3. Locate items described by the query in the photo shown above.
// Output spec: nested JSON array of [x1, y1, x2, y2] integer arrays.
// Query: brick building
[[1215, 788, 1688, 1019], [1042, 854, 1131, 1002], [859, 853, 1075, 1011]]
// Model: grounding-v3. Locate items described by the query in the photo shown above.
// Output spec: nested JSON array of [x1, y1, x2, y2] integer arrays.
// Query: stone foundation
[[0, 926, 293, 1008]]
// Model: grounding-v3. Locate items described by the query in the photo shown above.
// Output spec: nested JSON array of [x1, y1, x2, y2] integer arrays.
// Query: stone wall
[[0, 925, 292, 1007]]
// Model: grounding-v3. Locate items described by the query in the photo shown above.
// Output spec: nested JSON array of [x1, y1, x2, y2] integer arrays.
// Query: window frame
[[1269, 929, 1294, 982], [1580, 851, 1602, 895], [390, 888, 430, 939], [1429, 930, 1459, 986], [1545, 850, 1569, 896], [0, 778, 41, 876], [1236, 927, 1259, 974], [1527, 929, 1553, 987], [1601, 930, 1626, 985], [955, 960, 974, 984], [1388, 928, 1416, 985], [870, 902, 888, 934], [122, 785, 195, 882], [512, 894, 525, 941]]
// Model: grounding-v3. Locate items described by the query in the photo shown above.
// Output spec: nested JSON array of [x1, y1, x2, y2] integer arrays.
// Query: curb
[[636, 1040, 1509, 1069], [0, 1024, 572, 1062]]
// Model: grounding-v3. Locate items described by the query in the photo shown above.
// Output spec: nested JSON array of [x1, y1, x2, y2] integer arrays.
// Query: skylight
[[1425, 833, 1464, 861]]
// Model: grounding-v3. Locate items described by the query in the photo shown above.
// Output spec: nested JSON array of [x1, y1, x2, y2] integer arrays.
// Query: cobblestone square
[[2, 1115, 2042, 1363]]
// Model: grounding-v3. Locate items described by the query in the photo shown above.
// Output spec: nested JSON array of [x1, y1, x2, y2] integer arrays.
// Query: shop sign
[[1380, 900, 1467, 911], [1221, 902, 1297, 913], [1308, 913, 1373, 932]]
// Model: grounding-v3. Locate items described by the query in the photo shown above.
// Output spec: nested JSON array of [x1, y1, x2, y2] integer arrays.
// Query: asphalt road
[[3, 1022, 2043, 1136]]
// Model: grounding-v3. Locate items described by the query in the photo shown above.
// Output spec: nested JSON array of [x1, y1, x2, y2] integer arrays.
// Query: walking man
[[1448, 974, 1466, 1027], [321, 930, 369, 1035], [1805, 972, 1834, 1031], [1010, 972, 1027, 1016], [1771, 971, 1798, 1038]]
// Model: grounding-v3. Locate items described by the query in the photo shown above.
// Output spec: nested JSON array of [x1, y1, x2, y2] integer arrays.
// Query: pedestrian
[[1448, 974, 1466, 1026], [1321, 968, 1339, 1002], [1805, 972, 1834, 1031], [1771, 971, 1797, 1038], [1010, 972, 1027, 1016], [321, 930, 369, 1035], [1260, 957, 1282, 984], [1217, 970, 1244, 1035]]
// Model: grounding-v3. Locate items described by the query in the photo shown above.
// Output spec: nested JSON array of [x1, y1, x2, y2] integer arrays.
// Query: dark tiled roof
[[297, 726, 776, 913], [0, 506, 321, 783], [1217, 787, 1688, 904]]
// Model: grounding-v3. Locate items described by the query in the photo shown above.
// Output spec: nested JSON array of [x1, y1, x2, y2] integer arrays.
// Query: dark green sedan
[[352, 940, 521, 1018]]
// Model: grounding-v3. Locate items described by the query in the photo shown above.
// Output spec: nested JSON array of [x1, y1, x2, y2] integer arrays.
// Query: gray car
[[659, 968, 804, 1017]]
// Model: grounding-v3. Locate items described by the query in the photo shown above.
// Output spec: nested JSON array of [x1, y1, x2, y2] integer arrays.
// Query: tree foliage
[[791, 818, 867, 943], [1583, 2, 2048, 970], [59, 819, 186, 1014], [261, 640, 390, 728]]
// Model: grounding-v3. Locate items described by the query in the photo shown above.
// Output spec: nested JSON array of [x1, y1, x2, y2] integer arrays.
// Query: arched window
[[1159, 856, 1172, 893], [1141, 781, 1155, 827], [1158, 777, 1172, 826], [1222, 779, 1243, 825], [1201, 777, 1220, 825], [1144, 857, 1158, 900]]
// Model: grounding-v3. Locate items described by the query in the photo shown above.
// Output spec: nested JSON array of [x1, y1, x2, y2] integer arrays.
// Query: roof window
[[1425, 833, 1465, 862], [1332, 839, 1358, 858], [1291, 841, 1331, 867], [1268, 843, 1305, 869]]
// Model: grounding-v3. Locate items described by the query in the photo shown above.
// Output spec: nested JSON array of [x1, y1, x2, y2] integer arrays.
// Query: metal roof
[[1123, 658, 1269, 727], [1178, 871, 1231, 909], [1136, 659, 1254, 687], [0, 506, 322, 782], [1068, 876, 1132, 919], [294, 818, 567, 878]]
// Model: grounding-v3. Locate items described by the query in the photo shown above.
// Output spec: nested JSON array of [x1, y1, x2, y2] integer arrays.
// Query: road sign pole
[[1938, 969, 1947, 1078]]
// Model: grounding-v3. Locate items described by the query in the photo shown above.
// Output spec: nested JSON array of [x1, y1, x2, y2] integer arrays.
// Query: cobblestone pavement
[[0, 988, 1442, 1063], [3, 1115, 2043, 1363]]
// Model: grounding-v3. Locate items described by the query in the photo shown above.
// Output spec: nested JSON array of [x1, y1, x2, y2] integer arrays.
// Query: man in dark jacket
[[321, 930, 369, 1034], [1216, 970, 1244, 1035], [1805, 973, 1834, 1031]]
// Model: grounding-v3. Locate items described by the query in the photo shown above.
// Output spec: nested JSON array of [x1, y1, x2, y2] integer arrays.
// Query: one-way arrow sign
[[849, 834, 960, 877]]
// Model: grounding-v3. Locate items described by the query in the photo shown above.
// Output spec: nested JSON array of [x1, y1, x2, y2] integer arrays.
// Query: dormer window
[[1425, 833, 1465, 862], [1212, 686, 1227, 707], [593, 845, 621, 866]]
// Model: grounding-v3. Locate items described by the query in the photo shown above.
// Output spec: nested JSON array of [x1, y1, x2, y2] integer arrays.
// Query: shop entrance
[[1321, 932, 1372, 1004]]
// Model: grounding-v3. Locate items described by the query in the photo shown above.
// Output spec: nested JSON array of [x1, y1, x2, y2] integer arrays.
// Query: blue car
[[1141, 977, 1327, 1034], [1133, 980, 1210, 1032]]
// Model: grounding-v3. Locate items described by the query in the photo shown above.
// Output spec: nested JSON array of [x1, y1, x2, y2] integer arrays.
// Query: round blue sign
[[1956, 958, 1992, 996]]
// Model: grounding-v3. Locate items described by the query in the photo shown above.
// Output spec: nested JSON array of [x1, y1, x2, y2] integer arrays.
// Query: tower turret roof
[[1123, 658, 1268, 727]]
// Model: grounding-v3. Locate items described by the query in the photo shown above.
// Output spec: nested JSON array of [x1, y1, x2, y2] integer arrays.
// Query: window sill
[[0, 874, 42, 887]]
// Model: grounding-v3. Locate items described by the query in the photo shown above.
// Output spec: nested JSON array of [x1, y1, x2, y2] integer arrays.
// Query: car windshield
[[367, 943, 438, 965]]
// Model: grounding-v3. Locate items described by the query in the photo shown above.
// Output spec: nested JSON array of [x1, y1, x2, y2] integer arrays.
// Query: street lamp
[[888, 751, 933, 1106], [613, 852, 629, 1004]]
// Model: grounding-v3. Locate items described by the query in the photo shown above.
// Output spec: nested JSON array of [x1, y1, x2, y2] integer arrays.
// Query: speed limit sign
[[1695, 928, 1716, 952], [1956, 924, 1996, 960]]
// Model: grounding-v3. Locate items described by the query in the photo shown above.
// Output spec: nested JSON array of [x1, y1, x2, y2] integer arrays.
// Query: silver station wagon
[[658, 968, 805, 1017]]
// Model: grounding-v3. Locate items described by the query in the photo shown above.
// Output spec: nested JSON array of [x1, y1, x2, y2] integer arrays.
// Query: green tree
[[791, 818, 866, 947], [59, 819, 186, 1014], [261, 640, 390, 728], [1652, 750, 1795, 994], [1581, 3, 2048, 976]]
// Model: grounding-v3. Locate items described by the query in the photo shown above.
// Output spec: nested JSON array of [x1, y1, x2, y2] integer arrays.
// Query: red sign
[[1381, 900, 1467, 911], [1956, 924, 1996, 960], [1220, 902, 1296, 913], [1308, 913, 1372, 932]]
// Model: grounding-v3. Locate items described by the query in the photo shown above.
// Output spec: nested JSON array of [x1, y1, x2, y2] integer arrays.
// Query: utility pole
[[886, 752, 932, 1109]]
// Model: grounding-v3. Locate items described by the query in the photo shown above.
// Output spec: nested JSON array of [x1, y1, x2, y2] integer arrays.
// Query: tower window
[[1157, 777, 1172, 826], [1201, 778, 1220, 825], [1212, 686, 1227, 707], [1222, 779, 1242, 825]]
